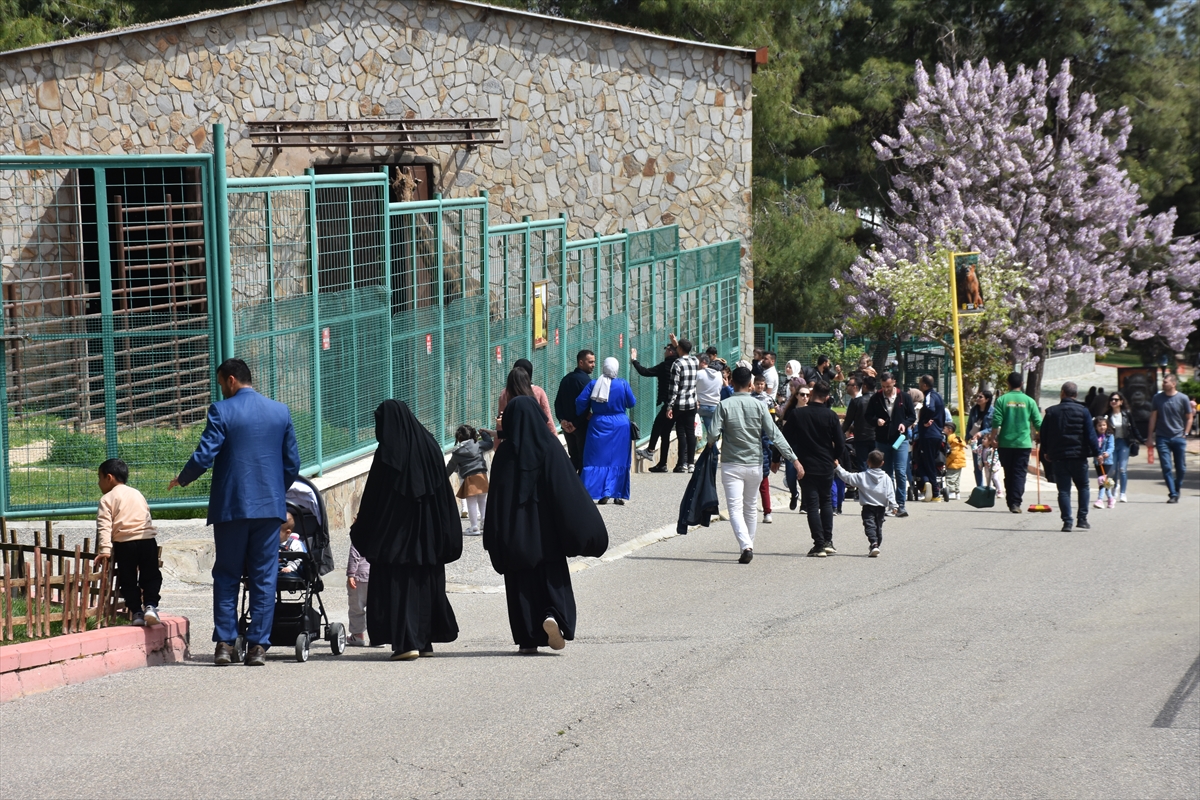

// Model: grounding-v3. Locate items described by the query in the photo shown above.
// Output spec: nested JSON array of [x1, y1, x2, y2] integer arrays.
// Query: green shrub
[[1179, 379, 1200, 400], [46, 430, 106, 468]]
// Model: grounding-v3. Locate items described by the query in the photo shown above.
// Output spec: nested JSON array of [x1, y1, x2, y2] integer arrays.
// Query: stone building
[[1, 0, 758, 317]]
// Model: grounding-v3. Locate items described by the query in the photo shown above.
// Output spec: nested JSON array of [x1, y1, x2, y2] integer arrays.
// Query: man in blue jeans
[[695, 354, 723, 450], [1039, 382, 1099, 532], [1148, 373, 1194, 503], [170, 358, 300, 667], [866, 373, 916, 517]]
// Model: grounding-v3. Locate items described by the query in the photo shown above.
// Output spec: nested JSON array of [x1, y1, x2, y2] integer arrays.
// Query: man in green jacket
[[989, 371, 1043, 513]]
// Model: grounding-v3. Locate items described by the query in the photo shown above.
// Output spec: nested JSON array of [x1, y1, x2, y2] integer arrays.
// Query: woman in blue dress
[[575, 357, 637, 504]]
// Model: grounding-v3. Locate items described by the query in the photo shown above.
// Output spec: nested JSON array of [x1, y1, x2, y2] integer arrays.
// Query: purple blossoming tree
[[849, 58, 1200, 400]]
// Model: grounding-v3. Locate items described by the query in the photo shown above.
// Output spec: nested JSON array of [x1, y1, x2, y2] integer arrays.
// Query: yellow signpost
[[949, 252, 983, 436]]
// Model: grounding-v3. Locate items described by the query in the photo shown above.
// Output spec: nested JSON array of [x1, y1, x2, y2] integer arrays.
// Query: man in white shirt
[[695, 354, 724, 450], [761, 351, 779, 400]]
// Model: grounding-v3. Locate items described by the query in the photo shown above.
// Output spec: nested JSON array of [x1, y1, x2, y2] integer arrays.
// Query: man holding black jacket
[[866, 373, 917, 517], [1040, 381, 1099, 532], [632, 340, 678, 469]]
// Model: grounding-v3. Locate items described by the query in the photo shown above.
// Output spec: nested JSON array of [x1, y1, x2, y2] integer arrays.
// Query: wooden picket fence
[[0, 522, 124, 642]]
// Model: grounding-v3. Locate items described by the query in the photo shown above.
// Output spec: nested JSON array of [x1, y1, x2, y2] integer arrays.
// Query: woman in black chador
[[484, 395, 608, 654], [350, 399, 463, 661]]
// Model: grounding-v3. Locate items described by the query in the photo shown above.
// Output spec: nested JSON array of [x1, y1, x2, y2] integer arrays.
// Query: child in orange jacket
[[943, 421, 969, 500]]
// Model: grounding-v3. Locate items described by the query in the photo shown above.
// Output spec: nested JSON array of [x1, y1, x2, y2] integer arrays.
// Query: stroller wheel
[[295, 634, 310, 663], [329, 623, 347, 656], [234, 636, 247, 664]]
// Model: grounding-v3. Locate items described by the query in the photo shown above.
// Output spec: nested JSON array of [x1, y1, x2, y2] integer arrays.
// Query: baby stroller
[[234, 477, 347, 663]]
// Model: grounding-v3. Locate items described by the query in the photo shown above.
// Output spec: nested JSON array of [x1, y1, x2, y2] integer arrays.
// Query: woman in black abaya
[[350, 399, 463, 660], [484, 396, 608, 653]]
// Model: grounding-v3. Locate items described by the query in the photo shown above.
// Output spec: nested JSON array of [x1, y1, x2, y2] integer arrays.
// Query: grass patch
[[1097, 350, 1146, 367], [3, 595, 106, 643], [6, 413, 63, 448]]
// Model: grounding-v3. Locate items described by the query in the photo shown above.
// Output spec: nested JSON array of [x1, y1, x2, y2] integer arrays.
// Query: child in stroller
[[233, 477, 346, 663]]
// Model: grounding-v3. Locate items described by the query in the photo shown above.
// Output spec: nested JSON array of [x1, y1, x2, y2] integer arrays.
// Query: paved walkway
[[2, 446, 1197, 798]]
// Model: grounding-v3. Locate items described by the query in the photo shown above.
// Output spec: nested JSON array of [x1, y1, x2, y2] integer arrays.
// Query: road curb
[[0, 616, 190, 703]]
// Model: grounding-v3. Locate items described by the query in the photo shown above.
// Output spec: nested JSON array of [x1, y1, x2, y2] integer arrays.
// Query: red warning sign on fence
[[321, 328, 330, 351], [555, 329, 559, 346], [619, 333, 624, 349], [426, 334, 432, 355], [495, 346, 502, 364]]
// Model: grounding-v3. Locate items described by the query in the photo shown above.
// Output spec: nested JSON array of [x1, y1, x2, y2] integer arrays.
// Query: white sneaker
[[1094, 499, 1104, 509], [464, 526, 482, 536], [131, 611, 146, 627], [543, 617, 566, 650], [686, 464, 694, 473], [869, 546, 880, 557], [763, 513, 773, 523], [1119, 493, 1128, 503], [143, 606, 160, 626]]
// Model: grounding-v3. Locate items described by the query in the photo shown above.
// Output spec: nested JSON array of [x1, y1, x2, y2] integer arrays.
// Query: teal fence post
[[305, 168, 323, 473], [522, 215, 532, 364], [436, 194, 447, 445], [265, 189, 278, 398], [480, 190, 491, 430], [212, 124, 234, 362], [93, 167, 118, 458], [381, 168, 393, 400], [559, 212, 568, 380]]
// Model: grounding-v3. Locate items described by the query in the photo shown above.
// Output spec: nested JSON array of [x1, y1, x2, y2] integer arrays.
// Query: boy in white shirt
[[95, 458, 162, 626]]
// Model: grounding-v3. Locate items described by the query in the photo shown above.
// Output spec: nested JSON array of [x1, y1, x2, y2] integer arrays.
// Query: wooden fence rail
[[0, 542, 120, 642]]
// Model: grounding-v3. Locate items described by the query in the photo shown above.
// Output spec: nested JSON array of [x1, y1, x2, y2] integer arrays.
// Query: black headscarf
[[349, 400, 462, 567], [483, 396, 607, 573], [514, 358, 534, 379]]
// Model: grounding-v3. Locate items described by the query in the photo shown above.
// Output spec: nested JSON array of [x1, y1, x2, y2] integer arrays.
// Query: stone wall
[[0, 0, 756, 350]]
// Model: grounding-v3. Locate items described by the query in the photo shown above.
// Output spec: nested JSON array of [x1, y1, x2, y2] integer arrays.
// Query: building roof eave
[[0, 0, 759, 62]]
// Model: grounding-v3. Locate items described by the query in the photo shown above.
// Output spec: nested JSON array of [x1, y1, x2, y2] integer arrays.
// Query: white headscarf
[[786, 359, 802, 379], [590, 357, 620, 402]]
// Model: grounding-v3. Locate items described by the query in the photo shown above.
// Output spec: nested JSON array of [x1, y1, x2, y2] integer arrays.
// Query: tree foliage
[[850, 58, 1200, 400]]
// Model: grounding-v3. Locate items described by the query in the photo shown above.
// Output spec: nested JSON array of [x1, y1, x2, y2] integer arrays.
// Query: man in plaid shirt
[[662, 338, 700, 473]]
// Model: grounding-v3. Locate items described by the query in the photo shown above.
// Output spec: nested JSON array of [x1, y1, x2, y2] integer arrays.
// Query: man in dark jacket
[[842, 375, 876, 469], [632, 341, 678, 467], [915, 374, 947, 500], [1040, 381, 1100, 532], [783, 381, 846, 556], [554, 349, 595, 472], [865, 372, 917, 516]]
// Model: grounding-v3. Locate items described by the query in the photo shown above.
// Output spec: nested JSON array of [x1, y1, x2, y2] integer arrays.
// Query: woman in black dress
[[484, 396, 608, 654], [349, 399, 463, 661]]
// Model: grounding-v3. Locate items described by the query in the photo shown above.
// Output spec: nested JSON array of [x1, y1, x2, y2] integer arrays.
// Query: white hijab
[[590, 357, 620, 402], [785, 359, 801, 379]]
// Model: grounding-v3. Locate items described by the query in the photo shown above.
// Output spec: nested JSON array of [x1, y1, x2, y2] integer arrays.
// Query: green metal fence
[[1, 155, 218, 517], [2, 143, 742, 518]]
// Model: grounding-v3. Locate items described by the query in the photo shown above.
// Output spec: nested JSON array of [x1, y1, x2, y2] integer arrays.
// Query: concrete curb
[[0, 616, 190, 703]]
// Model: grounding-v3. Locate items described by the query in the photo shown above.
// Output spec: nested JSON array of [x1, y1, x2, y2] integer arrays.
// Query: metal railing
[[1, 127, 742, 517]]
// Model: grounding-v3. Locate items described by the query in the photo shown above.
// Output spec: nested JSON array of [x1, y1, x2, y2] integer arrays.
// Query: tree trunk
[[1027, 345, 1047, 405], [871, 339, 890, 376]]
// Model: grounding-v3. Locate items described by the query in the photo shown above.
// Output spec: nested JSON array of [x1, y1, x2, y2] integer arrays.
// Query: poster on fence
[[532, 281, 550, 349], [951, 252, 985, 315]]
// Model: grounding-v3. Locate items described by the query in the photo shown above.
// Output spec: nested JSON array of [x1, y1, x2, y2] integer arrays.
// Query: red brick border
[[0, 616, 189, 702]]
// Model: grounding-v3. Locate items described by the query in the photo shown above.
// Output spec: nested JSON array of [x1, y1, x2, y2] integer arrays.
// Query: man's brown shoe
[[214, 642, 234, 666], [244, 644, 267, 666]]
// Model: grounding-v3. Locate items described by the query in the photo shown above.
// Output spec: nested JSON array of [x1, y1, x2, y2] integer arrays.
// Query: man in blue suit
[[169, 358, 300, 667]]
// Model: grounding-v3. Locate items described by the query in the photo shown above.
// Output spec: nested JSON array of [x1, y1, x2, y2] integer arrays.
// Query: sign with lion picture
[[952, 252, 984, 315]]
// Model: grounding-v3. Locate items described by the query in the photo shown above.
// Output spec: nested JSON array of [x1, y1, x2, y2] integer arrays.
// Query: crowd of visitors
[[136, 342, 1193, 665]]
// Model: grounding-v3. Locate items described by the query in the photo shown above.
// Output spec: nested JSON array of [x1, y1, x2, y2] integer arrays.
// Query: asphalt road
[[1, 458, 1197, 799]]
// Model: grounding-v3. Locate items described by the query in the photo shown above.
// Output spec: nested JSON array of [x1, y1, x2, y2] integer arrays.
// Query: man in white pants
[[711, 366, 803, 563]]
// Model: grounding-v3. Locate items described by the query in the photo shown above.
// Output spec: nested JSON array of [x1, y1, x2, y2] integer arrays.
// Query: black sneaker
[[789, 494, 798, 510], [896, 509, 909, 518], [807, 545, 827, 557], [738, 548, 753, 564], [823, 542, 838, 555], [1076, 518, 1091, 529], [648, 465, 668, 473], [1009, 504, 1023, 514], [1167, 495, 1180, 504], [1061, 521, 1073, 532], [672, 465, 687, 474]]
